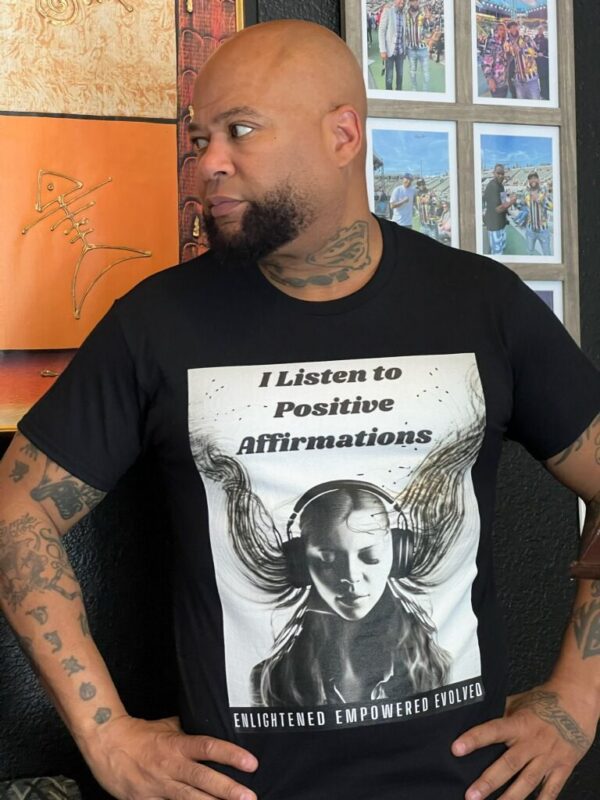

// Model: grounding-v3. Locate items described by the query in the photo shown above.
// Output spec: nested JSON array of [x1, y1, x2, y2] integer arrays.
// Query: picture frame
[[474, 122, 561, 264], [358, 0, 456, 103], [472, 0, 558, 108], [524, 279, 564, 323], [366, 117, 459, 247]]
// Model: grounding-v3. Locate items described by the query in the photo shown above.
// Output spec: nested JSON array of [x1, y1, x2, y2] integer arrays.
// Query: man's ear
[[324, 105, 364, 168]]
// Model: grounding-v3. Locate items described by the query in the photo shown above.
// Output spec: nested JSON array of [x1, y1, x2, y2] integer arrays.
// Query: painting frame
[[0, 0, 254, 433]]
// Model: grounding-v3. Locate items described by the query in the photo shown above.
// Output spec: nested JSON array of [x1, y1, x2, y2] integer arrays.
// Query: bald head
[[201, 20, 367, 122]]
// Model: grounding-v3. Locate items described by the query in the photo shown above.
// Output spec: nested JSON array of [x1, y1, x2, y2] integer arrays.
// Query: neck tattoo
[[262, 220, 372, 289]]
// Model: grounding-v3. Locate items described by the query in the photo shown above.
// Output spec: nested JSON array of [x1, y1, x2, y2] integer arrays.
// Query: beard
[[203, 182, 316, 266]]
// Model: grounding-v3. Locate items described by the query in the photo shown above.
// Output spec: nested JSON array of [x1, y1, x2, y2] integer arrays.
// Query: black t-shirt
[[19, 219, 600, 800], [483, 179, 507, 231]]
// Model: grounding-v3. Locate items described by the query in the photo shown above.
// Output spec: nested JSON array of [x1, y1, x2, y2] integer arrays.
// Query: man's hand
[[82, 715, 258, 800], [487, 78, 497, 93], [380, 51, 387, 60], [451, 680, 596, 800]]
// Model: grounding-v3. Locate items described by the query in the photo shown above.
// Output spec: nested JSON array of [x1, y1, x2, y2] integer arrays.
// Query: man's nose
[[196, 137, 235, 184]]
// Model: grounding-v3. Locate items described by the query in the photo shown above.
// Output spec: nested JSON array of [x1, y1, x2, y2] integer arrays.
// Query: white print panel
[[189, 353, 486, 730]]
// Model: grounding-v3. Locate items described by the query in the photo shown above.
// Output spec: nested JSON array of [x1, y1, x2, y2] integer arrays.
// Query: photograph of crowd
[[367, 119, 458, 247], [362, 0, 454, 101], [474, 123, 560, 263], [473, 0, 557, 106]]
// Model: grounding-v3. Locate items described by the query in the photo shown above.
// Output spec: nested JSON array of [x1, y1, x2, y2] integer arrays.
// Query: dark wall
[[1, 1, 599, 797]]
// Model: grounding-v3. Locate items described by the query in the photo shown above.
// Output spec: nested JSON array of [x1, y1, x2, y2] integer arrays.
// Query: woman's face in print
[[305, 509, 394, 621]]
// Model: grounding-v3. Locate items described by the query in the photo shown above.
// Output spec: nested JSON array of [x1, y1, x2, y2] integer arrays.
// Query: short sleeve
[[18, 303, 148, 491], [503, 277, 600, 460]]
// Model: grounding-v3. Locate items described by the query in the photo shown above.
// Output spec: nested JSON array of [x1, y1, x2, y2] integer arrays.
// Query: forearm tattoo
[[511, 689, 592, 755], [0, 513, 81, 610], [572, 580, 600, 659]]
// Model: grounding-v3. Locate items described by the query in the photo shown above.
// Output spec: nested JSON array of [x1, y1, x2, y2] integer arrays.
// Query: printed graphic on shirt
[[188, 354, 486, 732]]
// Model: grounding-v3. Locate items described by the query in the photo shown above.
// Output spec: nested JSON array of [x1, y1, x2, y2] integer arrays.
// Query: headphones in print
[[282, 480, 415, 588]]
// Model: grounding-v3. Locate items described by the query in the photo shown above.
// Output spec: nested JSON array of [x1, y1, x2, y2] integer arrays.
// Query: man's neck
[[258, 216, 383, 302]]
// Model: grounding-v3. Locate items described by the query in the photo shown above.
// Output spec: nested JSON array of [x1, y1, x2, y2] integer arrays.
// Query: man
[[521, 171, 553, 257], [1, 19, 599, 800], [481, 22, 510, 98], [405, 0, 430, 92], [378, 0, 406, 91], [390, 172, 416, 227], [483, 163, 517, 256], [534, 24, 550, 100], [415, 177, 437, 239], [506, 19, 541, 100]]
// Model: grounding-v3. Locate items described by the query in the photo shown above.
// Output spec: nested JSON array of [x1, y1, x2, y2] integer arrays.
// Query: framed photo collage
[[345, 0, 578, 332]]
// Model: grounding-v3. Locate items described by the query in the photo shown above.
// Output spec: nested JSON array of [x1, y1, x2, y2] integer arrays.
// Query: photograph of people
[[473, 0, 557, 106], [362, 0, 454, 101], [367, 118, 458, 247], [475, 123, 560, 262]]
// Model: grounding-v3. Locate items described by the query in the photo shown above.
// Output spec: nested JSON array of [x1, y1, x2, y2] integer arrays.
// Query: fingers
[[172, 761, 257, 800], [177, 735, 258, 773], [452, 718, 512, 757], [164, 779, 255, 800]]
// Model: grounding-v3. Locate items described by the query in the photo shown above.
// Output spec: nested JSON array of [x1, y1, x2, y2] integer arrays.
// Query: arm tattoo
[[31, 460, 106, 520], [79, 682, 97, 701], [93, 707, 112, 725], [0, 513, 81, 609], [572, 581, 600, 659], [550, 413, 600, 467], [61, 655, 85, 676], [511, 689, 591, 755], [9, 461, 29, 483], [19, 440, 40, 461], [43, 630, 63, 653], [25, 605, 48, 625], [79, 612, 90, 637]]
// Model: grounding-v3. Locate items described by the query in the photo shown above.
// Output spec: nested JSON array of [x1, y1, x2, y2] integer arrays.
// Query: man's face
[[494, 167, 505, 184], [403, 177, 412, 188], [190, 61, 329, 263], [538, 27, 545, 36], [529, 177, 540, 190], [305, 509, 394, 621], [409, 0, 419, 9], [508, 23, 519, 37], [394, 0, 405, 8]]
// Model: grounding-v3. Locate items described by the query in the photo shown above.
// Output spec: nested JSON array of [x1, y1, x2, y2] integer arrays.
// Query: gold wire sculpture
[[21, 169, 152, 319]]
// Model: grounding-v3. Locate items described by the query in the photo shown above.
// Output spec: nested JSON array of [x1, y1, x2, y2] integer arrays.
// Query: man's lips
[[207, 197, 245, 218]]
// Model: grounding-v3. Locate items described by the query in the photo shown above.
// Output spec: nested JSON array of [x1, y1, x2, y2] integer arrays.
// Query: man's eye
[[230, 124, 253, 139], [192, 138, 209, 154]]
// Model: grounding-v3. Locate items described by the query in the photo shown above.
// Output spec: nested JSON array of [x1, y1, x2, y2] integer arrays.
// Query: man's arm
[[0, 431, 258, 800], [452, 415, 600, 800], [378, 7, 388, 59]]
